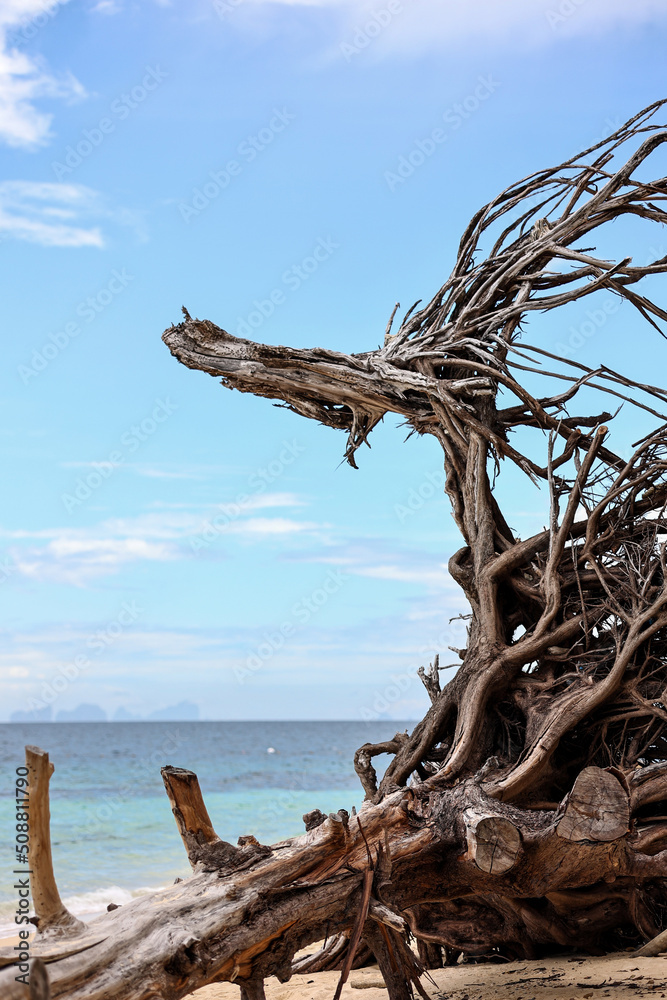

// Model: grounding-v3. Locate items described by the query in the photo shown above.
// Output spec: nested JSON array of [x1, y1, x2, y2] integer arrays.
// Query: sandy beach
[[188, 955, 667, 1000]]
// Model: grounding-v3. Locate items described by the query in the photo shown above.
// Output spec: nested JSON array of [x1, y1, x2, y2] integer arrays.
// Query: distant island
[[9, 700, 200, 722]]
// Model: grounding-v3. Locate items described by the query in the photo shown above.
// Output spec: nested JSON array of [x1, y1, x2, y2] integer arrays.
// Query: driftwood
[[3, 101, 667, 998], [0, 958, 50, 999], [635, 926, 667, 957], [556, 766, 630, 842], [24, 747, 84, 940], [1, 751, 666, 998]]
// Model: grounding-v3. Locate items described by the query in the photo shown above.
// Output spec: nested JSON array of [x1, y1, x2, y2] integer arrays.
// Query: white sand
[[190, 954, 667, 1000]]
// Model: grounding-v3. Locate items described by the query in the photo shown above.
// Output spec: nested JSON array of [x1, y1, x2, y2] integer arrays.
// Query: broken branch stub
[[25, 746, 85, 940], [160, 765, 220, 867], [161, 765, 272, 873], [464, 809, 522, 874]]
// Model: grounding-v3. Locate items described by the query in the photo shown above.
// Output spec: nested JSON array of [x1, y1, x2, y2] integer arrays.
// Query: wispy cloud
[[0, 498, 457, 591], [283, 536, 458, 592], [354, 563, 452, 588], [0, 180, 104, 246], [0, 1, 83, 149], [0, 517, 182, 585], [0, 604, 466, 720], [0, 180, 146, 247], [90, 0, 122, 13], [226, 516, 319, 536], [133, 467, 203, 480], [0, 497, 319, 585], [234, 0, 667, 53], [11, 537, 173, 585]]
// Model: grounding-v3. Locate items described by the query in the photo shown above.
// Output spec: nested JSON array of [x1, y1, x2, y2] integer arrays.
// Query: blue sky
[[1, 0, 667, 721]]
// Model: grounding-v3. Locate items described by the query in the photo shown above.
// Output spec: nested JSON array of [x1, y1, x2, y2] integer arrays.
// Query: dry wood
[[361, 922, 413, 1000], [161, 765, 221, 867], [0, 958, 50, 999], [464, 809, 522, 873], [2, 755, 667, 997], [634, 926, 667, 957], [25, 747, 85, 939], [158, 99, 667, 981], [237, 979, 267, 1000], [557, 767, 630, 842], [8, 101, 667, 999], [416, 939, 443, 970], [161, 765, 272, 872]]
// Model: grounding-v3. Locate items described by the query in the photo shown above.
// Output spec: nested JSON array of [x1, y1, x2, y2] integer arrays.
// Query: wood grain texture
[[557, 767, 630, 842], [465, 810, 522, 873], [25, 747, 85, 940], [8, 102, 667, 1000], [161, 766, 220, 867]]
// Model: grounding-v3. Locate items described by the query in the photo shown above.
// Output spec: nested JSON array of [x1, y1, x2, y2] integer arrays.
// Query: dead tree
[[3, 101, 667, 1000]]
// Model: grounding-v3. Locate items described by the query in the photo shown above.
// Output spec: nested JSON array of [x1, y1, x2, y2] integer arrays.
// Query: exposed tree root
[[4, 101, 667, 999]]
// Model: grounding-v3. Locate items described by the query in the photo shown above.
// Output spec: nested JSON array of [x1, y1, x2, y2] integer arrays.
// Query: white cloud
[[236, 492, 309, 511], [238, 0, 667, 52], [90, 0, 121, 13], [0, 498, 320, 585], [282, 535, 462, 595], [0, 516, 181, 585], [0, 180, 146, 247], [353, 562, 452, 589], [0, 501, 457, 591], [10, 536, 174, 585], [226, 516, 319, 536], [0, 180, 104, 246], [0, 1, 83, 149], [134, 467, 203, 480]]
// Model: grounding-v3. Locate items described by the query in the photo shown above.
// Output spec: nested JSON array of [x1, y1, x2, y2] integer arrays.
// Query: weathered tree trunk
[[3, 101, 667, 999], [1, 755, 666, 998]]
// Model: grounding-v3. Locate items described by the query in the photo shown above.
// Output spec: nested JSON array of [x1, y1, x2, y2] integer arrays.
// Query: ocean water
[[0, 720, 410, 935]]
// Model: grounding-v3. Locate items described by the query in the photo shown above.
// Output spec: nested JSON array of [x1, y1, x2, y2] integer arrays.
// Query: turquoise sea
[[0, 720, 408, 935]]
